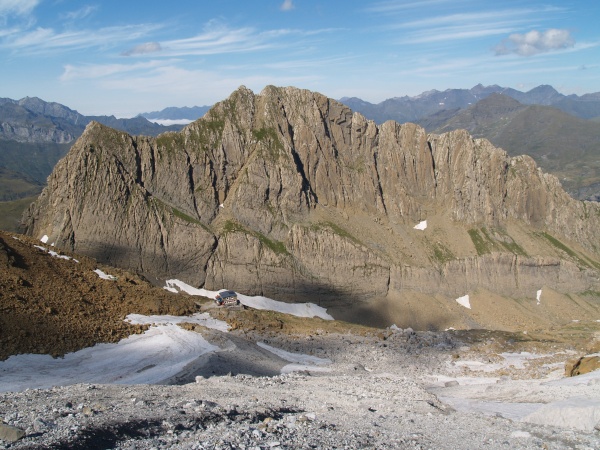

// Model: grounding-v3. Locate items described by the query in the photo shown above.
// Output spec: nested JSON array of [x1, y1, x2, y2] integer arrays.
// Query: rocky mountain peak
[[23, 86, 600, 327]]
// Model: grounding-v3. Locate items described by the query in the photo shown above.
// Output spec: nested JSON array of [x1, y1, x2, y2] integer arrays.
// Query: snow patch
[[456, 294, 471, 309], [164, 279, 334, 320], [94, 269, 117, 281], [536, 289, 542, 305], [33, 245, 78, 262], [257, 342, 331, 374], [413, 220, 427, 230], [125, 312, 230, 332], [40, 235, 48, 243], [0, 324, 219, 392]]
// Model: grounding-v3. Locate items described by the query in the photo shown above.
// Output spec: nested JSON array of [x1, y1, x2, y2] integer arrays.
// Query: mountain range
[[2, 83, 600, 231], [139, 105, 211, 121], [0, 97, 185, 230], [23, 85, 600, 330], [340, 84, 600, 124]]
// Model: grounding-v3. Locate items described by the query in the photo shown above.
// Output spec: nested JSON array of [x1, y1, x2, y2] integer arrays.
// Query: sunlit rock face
[[23, 85, 600, 325]]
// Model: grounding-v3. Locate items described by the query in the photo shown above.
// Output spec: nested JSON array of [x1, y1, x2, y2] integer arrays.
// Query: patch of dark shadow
[[0, 237, 28, 269], [289, 146, 318, 205], [135, 364, 156, 373], [46, 408, 302, 449]]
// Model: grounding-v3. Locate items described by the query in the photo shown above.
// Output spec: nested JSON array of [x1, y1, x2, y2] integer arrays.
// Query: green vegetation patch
[[431, 242, 454, 263], [171, 207, 200, 225], [222, 219, 289, 256], [310, 222, 363, 247], [468, 228, 491, 256], [580, 290, 600, 298], [481, 227, 528, 256], [252, 126, 284, 159], [468, 227, 528, 257], [536, 231, 600, 269]]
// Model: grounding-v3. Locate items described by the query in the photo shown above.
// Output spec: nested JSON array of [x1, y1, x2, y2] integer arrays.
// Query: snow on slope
[[257, 342, 332, 374], [164, 279, 334, 320], [0, 324, 221, 392], [431, 354, 600, 431], [125, 312, 230, 332]]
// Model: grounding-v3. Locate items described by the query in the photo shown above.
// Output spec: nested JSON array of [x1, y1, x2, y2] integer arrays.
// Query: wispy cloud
[[399, 24, 516, 44], [60, 59, 174, 81], [365, 0, 456, 13], [280, 0, 294, 12], [97, 64, 320, 104], [494, 29, 575, 56], [159, 23, 273, 56], [122, 41, 162, 56], [0, 0, 39, 17], [1, 23, 163, 55], [389, 9, 546, 44], [60, 5, 98, 21], [121, 22, 338, 58]]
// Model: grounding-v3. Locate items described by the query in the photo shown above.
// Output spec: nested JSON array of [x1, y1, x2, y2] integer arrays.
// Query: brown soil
[[0, 231, 205, 360]]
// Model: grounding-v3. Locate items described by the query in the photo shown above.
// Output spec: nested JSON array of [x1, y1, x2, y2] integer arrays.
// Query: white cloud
[[494, 29, 575, 56], [60, 60, 175, 81], [0, 0, 39, 17], [61, 5, 98, 21], [366, 0, 455, 14], [280, 0, 294, 11], [161, 24, 273, 56], [122, 41, 162, 56], [1, 23, 163, 54]]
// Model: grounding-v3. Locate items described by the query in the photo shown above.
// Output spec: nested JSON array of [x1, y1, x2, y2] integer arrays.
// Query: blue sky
[[1, 0, 599, 117]]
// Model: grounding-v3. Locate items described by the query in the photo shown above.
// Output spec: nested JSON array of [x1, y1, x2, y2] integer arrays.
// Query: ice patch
[[456, 294, 471, 309], [164, 279, 334, 320], [40, 235, 48, 243], [94, 269, 117, 280], [413, 220, 427, 230]]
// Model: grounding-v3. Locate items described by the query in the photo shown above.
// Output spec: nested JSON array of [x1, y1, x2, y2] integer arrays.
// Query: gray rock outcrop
[[23, 86, 600, 317]]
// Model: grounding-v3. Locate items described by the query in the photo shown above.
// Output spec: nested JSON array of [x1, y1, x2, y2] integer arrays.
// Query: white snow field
[[164, 278, 334, 320], [0, 324, 220, 392]]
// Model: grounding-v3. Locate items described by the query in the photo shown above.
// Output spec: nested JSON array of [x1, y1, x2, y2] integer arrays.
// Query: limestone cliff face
[[23, 86, 600, 306]]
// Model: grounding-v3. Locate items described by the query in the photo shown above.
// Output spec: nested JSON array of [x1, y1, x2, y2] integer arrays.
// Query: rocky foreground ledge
[[2, 324, 600, 449]]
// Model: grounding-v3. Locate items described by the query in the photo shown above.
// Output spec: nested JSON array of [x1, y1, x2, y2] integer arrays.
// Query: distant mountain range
[[0, 97, 185, 230], [139, 105, 211, 121], [339, 84, 600, 124]]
